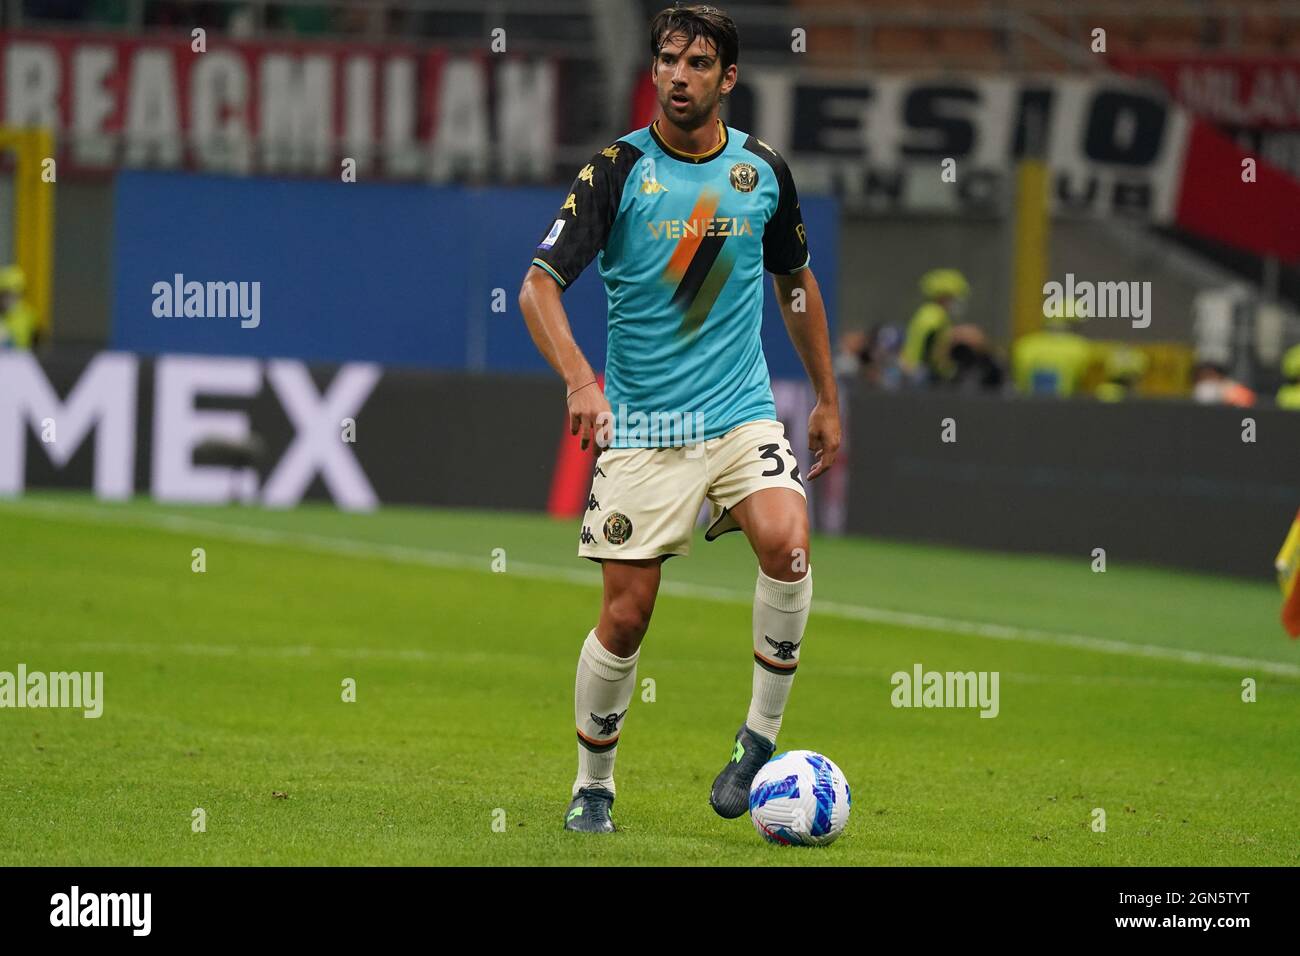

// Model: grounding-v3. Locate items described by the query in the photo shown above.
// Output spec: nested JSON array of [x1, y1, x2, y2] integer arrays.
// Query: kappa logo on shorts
[[594, 465, 607, 478], [580, 526, 596, 545], [603, 512, 633, 545]]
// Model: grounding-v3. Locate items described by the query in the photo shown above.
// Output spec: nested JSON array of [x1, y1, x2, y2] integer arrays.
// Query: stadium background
[[3, 0, 1299, 573], [1, 0, 1298, 866]]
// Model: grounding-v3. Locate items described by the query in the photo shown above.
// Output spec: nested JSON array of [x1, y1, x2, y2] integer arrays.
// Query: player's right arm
[[519, 268, 608, 451], [519, 144, 638, 451]]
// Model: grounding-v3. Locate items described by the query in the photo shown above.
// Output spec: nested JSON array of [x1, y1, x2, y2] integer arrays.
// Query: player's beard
[[658, 82, 722, 133]]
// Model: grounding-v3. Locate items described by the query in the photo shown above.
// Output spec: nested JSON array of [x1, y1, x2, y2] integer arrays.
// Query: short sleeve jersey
[[530, 120, 810, 448]]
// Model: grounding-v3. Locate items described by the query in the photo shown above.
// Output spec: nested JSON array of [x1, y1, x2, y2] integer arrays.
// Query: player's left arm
[[762, 149, 841, 480], [773, 269, 840, 480]]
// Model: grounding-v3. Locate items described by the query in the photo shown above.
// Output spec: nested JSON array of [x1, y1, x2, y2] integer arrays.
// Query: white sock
[[573, 629, 639, 797], [747, 566, 812, 744]]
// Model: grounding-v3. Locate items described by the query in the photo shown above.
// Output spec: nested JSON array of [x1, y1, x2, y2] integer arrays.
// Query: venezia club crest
[[729, 162, 758, 193], [603, 512, 633, 545]]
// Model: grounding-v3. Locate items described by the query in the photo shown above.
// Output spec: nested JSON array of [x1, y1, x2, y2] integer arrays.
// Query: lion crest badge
[[603, 512, 633, 545], [730, 162, 758, 193]]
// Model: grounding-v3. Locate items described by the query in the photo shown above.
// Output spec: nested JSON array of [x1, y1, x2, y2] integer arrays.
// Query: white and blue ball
[[748, 750, 850, 846]]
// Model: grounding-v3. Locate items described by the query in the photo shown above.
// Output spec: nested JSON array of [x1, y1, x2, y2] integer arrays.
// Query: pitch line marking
[[4, 496, 1298, 679], [0, 636, 1281, 695]]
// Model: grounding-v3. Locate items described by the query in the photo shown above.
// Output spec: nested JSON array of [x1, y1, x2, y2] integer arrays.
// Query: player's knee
[[603, 594, 653, 651], [758, 535, 810, 582]]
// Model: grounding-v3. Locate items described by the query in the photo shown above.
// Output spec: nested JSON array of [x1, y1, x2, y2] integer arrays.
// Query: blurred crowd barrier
[[5, 349, 1297, 579]]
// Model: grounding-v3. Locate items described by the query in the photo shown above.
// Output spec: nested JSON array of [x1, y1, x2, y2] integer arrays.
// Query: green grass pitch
[[1, 490, 1297, 866]]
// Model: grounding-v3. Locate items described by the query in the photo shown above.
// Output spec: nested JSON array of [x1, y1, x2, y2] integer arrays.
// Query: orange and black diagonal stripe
[[662, 189, 737, 336]]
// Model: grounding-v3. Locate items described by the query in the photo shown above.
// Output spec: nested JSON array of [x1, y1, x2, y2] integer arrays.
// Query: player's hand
[[567, 381, 612, 455], [806, 399, 841, 480]]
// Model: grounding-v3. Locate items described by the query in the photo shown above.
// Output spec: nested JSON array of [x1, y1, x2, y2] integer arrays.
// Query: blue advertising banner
[[111, 172, 837, 378]]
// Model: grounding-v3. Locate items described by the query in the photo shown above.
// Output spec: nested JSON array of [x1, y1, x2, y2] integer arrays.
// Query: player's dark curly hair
[[650, 4, 739, 71]]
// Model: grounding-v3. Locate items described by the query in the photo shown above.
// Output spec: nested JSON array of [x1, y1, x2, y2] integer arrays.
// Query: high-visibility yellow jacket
[[901, 302, 951, 378], [1012, 330, 1096, 397], [1095, 381, 1128, 403], [0, 301, 36, 349]]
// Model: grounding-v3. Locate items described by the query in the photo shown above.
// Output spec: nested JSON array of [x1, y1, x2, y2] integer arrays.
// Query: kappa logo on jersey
[[765, 635, 802, 661], [539, 219, 565, 250], [730, 162, 758, 193], [578, 164, 595, 187], [639, 158, 668, 195], [603, 512, 633, 545], [590, 709, 627, 736], [580, 526, 596, 545], [593, 464, 606, 478], [587, 493, 600, 512], [601, 144, 620, 161], [561, 193, 578, 216]]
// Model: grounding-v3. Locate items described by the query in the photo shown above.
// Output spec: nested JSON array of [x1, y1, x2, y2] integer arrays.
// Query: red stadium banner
[[628, 73, 658, 130], [1111, 54, 1300, 180], [0, 29, 558, 180], [1173, 116, 1300, 263], [1111, 54, 1300, 131], [1277, 509, 1300, 638]]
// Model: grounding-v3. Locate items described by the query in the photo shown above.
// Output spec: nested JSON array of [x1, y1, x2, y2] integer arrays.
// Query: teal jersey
[[531, 120, 810, 448]]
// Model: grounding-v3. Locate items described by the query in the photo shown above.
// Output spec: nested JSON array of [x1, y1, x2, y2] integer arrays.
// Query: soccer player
[[518, 4, 840, 833]]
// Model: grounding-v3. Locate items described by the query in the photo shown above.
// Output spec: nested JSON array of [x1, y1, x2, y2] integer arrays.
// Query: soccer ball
[[748, 750, 850, 846]]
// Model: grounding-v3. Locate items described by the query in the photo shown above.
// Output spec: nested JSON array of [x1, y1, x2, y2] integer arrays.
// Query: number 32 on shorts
[[758, 442, 803, 487]]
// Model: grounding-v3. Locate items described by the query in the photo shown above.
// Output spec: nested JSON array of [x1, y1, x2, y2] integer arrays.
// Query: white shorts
[[577, 418, 807, 561]]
